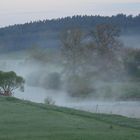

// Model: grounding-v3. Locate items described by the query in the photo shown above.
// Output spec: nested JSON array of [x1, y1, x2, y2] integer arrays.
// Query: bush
[[119, 83, 140, 100], [66, 75, 94, 97], [44, 97, 55, 105], [43, 72, 61, 90]]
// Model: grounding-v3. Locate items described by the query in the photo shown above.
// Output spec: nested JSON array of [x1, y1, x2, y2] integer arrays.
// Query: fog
[[0, 50, 140, 119], [120, 35, 140, 48]]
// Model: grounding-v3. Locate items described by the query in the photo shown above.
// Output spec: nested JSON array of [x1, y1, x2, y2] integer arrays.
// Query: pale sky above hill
[[0, 0, 139, 27]]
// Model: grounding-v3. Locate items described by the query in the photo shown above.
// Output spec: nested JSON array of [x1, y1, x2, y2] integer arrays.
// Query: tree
[[0, 71, 25, 96], [60, 25, 125, 97], [89, 24, 125, 80], [44, 96, 55, 105], [91, 24, 121, 55], [61, 28, 94, 96], [61, 28, 84, 75]]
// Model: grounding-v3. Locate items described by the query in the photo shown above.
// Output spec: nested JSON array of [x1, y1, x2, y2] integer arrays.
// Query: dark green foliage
[[0, 14, 140, 35], [0, 71, 25, 96]]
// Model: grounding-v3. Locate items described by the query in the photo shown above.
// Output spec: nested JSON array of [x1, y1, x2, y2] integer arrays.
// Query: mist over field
[[0, 44, 140, 118], [0, 0, 140, 139], [0, 15, 140, 118], [121, 35, 140, 48]]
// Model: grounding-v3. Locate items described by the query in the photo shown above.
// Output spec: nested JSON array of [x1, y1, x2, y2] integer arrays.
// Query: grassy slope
[[0, 97, 140, 140]]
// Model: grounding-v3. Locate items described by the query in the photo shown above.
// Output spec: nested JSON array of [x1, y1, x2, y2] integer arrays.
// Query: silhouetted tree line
[[0, 14, 140, 36], [0, 14, 140, 53]]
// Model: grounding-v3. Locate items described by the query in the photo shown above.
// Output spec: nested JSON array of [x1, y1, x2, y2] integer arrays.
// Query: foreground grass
[[0, 97, 140, 140]]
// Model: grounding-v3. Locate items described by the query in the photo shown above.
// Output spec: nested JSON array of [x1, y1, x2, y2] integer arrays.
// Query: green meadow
[[0, 96, 140, 140]]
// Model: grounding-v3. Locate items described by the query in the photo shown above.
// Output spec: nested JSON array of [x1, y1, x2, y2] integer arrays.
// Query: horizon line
[[0, 13, 140, 29]]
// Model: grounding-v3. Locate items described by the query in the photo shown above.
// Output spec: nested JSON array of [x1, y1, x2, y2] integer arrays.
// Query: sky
[[0, 0, 140, 27]]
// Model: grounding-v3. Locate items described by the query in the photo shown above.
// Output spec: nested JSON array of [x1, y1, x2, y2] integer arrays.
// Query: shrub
[[43, 72, 61, 90], [66, 75, 94, 97], [44, 96, 55, 105]]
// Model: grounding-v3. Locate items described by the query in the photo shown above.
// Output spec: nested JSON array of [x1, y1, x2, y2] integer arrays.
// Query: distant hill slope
[[0, 14, 140, 52], [0, 96, 140, 140]]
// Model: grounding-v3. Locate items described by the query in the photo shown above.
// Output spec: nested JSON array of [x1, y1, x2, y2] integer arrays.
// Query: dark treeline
[[0, 14, 140, 52], [0, 14, 140, 35]]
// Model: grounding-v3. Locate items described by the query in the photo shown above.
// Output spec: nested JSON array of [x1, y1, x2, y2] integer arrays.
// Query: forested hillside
[[0, 14, 140, 52]]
